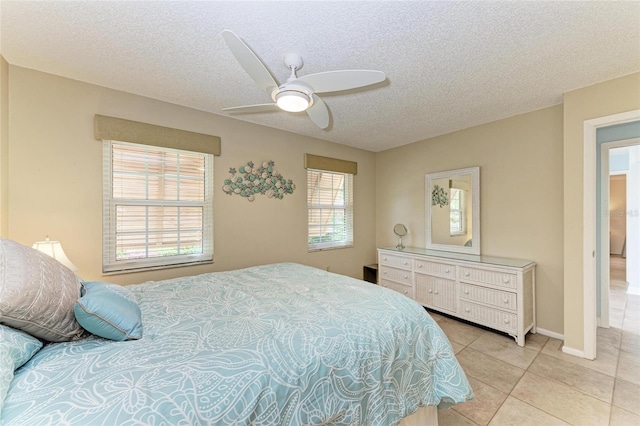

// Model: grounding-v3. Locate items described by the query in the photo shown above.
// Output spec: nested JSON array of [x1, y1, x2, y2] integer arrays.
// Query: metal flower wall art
[[223, 160, 295, 202], [432, 184, 449, 208]]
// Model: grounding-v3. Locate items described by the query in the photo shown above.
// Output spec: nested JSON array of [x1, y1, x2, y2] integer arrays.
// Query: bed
[[1, 241, 472, 425]]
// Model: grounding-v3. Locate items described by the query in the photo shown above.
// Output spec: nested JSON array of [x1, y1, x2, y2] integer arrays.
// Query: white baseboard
[[562, 345, 586, 358], [628, 287, 640, 296], [535, 327, 564, 340], [536, 328, 588, 359]]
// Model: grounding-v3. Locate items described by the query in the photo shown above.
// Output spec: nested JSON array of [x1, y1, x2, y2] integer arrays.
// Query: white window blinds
[[449, 188, 466, 236], [307, 169, 353, 251], [103, 141, 213, 273]]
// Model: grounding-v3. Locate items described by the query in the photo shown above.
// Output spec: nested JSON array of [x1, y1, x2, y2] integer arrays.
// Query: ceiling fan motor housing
[[272, 82, 314, 112]]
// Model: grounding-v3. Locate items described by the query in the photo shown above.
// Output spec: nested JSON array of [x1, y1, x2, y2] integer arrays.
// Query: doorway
[[583, 110, 640, 360], [600, 142, 639, 331], [608, 170, 627, 330]]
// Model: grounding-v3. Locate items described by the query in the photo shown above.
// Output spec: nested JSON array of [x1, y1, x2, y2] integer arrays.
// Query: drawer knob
[[404, 290, 408, 295], [464, 289, 469, 294], [383, 271, 387, 275], [428, 289, 433, 293], [503, 277, 510, 283], [504, 319, 510, 324], [383, 257, 387, 261], [465, 308, 471, 313], [434, 290, 439, 295], [418, 264, 423, 268], [464, 271, 470, 277], [503, 298, 509, 304], [403, 261, 409, 265], [403, 275, 408, 279], [445, 268, 450, 273]]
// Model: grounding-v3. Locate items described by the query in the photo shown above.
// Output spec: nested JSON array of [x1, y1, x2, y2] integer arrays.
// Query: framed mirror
[[425, 166, 480, 255]]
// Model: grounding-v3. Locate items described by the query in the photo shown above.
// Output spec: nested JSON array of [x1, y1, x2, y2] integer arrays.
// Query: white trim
[[583, 109, 640, 361], [600, 144, 610, 329], [535, 327, 564, 341], [562, 345, 585, 358]]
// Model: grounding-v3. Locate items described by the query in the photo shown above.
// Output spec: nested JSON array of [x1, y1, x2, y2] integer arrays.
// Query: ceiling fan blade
[[296, 70, 386, 94], [222, 30, 278, 94], [307, 95, 330, 129], [222, 103, 279, 113]]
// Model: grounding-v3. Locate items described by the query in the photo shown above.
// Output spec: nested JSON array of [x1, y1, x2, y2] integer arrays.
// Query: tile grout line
[[483, 338, 568, 426], [456, 329, 614, 425], [607, 289, 627, 426]]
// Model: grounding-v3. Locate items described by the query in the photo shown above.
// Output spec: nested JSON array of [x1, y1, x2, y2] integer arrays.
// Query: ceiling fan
[[221, 30, 386, 130]]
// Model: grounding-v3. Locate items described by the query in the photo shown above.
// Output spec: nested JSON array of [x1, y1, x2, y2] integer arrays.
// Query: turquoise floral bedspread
[[2, 263, 472, 425]]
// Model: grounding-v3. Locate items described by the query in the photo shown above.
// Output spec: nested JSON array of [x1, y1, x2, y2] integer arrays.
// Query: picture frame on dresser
[[378, 247, 536, 347]]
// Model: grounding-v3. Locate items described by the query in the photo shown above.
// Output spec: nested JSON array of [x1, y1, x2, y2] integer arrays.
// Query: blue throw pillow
[[74, 282, 142, 341]]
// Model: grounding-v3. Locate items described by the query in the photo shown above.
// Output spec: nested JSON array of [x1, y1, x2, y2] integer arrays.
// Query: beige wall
[[6, 66, 376, 284], [376, 105, 565, 334], [0, 56, 8, 237], [7, 62, 639, 343], [563, 72, 640, 351]]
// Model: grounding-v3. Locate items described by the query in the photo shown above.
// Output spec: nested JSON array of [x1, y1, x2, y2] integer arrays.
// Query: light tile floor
[[434, 258, 640, 425]]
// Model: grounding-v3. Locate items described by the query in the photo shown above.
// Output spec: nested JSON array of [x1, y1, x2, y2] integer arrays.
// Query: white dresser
[[378, 247, 536, 347]]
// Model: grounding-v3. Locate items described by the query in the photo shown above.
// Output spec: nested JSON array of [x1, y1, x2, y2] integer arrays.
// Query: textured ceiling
[[1, 1, 639, 152]]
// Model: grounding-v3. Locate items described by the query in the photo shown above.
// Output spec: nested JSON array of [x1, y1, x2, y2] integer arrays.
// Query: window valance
[[94, 115, 221, 156], [304, 154, 357, 175]]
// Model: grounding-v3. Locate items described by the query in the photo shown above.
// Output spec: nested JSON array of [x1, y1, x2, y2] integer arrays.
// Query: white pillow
[[0, 239, 85, 342]]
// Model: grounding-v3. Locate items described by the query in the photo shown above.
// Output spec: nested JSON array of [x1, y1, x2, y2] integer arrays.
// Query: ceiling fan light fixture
[[275, 90, 310, 112]]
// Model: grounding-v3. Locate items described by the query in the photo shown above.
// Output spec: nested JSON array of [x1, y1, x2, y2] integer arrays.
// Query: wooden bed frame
[[400, 406, 438, 426]]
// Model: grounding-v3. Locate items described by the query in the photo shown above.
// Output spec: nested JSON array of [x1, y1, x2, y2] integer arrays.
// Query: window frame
[[449, 187, 466, 236], [102, 140, 214, 274], [307, 168, 354, 252]]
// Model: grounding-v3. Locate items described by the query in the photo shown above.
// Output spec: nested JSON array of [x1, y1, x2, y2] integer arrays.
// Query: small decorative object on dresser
[[378, 246, 536, 347], [393, 223, 408, 249]]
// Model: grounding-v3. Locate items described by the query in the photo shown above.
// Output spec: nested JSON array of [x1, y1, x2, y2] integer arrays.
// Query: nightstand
[[363, 264, 378, 284]]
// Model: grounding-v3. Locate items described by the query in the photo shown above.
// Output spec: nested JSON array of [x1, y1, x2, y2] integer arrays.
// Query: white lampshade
[[275, 90, 310, 112], [32, 237, 78, 272]]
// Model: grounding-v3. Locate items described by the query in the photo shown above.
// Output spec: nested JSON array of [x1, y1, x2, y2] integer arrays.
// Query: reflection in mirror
[[393, 223, 408, 249], [425, 167, 480, 255]]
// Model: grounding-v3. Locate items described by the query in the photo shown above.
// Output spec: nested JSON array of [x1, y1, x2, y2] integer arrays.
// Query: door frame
[[583, 109, 640, 360]]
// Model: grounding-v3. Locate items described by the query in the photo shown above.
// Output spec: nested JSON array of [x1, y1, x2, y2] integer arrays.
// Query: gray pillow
[[0, 324, 43, 416], [0, 239, 85, 342]]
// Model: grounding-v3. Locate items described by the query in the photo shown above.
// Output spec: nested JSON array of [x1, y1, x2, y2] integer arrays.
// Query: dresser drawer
[[415, 274, 457, 313], [380, 279, 413, 298], [459, 301, 517, 333], [414, 259, 456, 280], [379, 266, 412, 285], [379, 253, 412, 270], [459, 266, 517, 289], [460, 283, 517, 311]]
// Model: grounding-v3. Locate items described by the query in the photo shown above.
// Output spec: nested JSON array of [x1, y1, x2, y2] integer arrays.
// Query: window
[[307, 169, 353, 251], [449, 188, 466, 236], [103, 141, 213, 273]]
